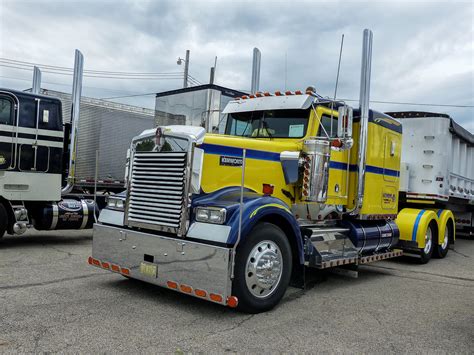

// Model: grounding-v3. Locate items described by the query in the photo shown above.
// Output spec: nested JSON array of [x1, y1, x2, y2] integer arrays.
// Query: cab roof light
[[274, 91, 283, 96], [295, 90, 303, 95], [241, 95, 249, 100], [92, 258, 100, 267], [167, 281, 178, 289], [209, 293, 223, 303], [285, 91, 294, 95], [180, 284, 193, 294], [263, 92, 272, 96], [249, 94, 256, 99], [87, 256, 93, 265], [255, 92, 263, 97], [101, 261, 110, 269], [111, 264, 120, 272], [194, 289, 207, 298], [120, 267, 130, 276]]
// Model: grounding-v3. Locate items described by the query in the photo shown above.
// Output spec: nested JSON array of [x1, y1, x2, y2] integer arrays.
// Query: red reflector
[[210, 293, 223, 303], [180, 284, 192, 294], [195, 289, 207, 298], [262, 184, 274, 195], [111, 264, 120, 272], [87, 256, 93, 265], [121, 267, 130, 276], [101, 261, 110, 269], [92, 258, 100, 266], [227, 296, 239, 308], [331, 139, 343, 148], [167, 281, 178, 289]]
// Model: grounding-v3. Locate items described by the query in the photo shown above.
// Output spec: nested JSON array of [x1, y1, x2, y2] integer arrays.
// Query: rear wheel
[[232, 222, 292, 313], [0, 203, 7, 238], [433, 224, 450, 258], [418, 222, 434, 264]]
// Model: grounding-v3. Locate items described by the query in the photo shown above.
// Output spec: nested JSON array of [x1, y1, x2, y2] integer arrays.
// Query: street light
[[177, 50, 190, 88]]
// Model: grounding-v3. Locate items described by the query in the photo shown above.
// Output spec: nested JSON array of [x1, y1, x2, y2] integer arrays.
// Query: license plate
[[139, 262, 158, 278]]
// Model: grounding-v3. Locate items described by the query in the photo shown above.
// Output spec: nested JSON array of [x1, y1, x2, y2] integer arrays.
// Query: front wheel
[[232, 222, 292, 313]]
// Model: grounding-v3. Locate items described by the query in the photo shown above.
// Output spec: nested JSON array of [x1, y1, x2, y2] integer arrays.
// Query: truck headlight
[[106, 196, 125, 211], [195, 207, 226, 224]]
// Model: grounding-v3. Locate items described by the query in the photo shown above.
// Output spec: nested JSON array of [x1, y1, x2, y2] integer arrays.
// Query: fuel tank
[[32, 199, 98, 230], [341, 220, 399, 255]]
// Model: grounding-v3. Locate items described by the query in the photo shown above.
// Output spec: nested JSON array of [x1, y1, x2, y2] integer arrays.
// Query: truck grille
[[126, 151, 187, 232]]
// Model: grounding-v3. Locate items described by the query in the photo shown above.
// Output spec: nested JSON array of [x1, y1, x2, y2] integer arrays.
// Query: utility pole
[[183, 49, 190, 88]]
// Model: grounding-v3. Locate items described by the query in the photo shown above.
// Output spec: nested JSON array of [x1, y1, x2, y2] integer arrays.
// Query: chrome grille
[[126, 151, 187, 232]]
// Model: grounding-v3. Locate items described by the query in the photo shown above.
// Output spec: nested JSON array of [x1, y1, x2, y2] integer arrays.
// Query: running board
[[308, 249, 404, 269]]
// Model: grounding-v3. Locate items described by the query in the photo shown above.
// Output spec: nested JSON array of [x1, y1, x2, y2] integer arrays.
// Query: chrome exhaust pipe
[[32, 66, 41, 94], [355, 29, 373, 213], [62, 49, 84, 194], [250, 47, 261, 94]]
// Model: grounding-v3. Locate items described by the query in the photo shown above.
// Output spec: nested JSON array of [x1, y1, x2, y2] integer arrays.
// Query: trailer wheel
[[418, 222, 435, 264], [232, 222, 292, 313], [0, 203, 7, 238], [433, 224, 450, 259]]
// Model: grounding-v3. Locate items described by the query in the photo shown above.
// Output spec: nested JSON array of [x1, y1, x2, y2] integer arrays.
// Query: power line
[[101, 92, 157, 100], [0, 58, 182, 76], [340, 98, 474, 108]]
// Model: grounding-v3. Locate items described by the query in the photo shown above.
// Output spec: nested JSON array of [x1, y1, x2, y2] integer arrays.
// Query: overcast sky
[[0, 0, 472, 131]]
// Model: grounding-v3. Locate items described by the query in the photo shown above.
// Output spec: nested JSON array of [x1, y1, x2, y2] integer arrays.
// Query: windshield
[[224, 109, 310, 138]]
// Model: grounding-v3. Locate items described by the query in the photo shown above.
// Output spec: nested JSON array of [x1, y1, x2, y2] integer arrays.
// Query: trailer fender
[[396, 208, 439, 249], [430, 209, 455, 245]]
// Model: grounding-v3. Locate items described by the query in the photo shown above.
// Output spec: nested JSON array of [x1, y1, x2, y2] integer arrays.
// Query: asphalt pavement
[[1, 229, 473, 353]]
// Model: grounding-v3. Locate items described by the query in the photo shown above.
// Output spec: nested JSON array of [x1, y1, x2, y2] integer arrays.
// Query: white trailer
[[388, 111, 474, 236]]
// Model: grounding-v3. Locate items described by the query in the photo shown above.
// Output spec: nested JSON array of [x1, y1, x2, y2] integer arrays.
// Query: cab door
[[0, 94, 17, 170]]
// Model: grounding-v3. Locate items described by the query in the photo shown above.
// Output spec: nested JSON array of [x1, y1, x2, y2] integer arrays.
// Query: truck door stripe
[[412, 210, 426, 241], [200, 143, 281, 162]]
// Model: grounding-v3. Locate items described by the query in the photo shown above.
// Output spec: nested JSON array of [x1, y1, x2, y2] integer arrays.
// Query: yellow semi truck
[[89, 30, 458, 313]]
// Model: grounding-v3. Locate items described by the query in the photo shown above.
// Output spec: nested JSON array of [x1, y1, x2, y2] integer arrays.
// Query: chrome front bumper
[[91, 224, 235, 306]]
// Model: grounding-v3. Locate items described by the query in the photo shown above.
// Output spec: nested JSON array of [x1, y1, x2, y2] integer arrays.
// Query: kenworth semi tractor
[[90, 30, 459, 313], [0, 50, 99, 238]]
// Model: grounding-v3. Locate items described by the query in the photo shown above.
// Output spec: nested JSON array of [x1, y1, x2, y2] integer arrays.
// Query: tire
[[232, 222, 292, 313], [418, 222, 435, 264], [433, 223, 450, 259], [0, 203, 7, 239]]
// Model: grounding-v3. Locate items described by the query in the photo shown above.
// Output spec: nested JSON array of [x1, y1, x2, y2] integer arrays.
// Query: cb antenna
[[330, 34, 344, 136], [333, 34, 344, 103]]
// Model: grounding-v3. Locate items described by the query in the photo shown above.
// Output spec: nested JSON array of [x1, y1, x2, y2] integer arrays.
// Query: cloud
[[0, 0, 472, 131]]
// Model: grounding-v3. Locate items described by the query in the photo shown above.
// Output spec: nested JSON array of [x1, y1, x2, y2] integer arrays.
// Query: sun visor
[[222, 95, 315, 114]]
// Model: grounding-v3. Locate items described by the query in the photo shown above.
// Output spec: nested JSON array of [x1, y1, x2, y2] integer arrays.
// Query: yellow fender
[[429, 209, 455, 245], [396, 208, 439, 249]]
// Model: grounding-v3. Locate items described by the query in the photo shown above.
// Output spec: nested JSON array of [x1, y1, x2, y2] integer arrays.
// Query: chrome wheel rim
[[245, 241, 283, 298], [424, 227, 433, 254], [442, 226, 449, 249]]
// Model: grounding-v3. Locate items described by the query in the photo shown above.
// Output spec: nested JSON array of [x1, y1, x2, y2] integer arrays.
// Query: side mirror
[[337, 105, 353, 139]]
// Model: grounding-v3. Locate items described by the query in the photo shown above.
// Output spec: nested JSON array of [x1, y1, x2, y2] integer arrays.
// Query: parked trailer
[[41, 89, 155, 191], [388, 111, 474, 237], [90, 30, 462, 313]]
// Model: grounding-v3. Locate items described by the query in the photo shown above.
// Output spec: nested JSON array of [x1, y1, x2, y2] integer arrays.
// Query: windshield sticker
[[289, 124, 304, 137]]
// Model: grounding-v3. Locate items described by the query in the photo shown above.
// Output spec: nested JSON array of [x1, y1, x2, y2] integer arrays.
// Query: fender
[[191, 187, 304, 264], [430, 209, 455, 245], [396, 208, 439, 249]]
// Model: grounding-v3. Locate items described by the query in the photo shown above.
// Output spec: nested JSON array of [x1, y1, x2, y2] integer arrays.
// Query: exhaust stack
[[250, 48, 261, 94], [32, 66, 41, 94], [62, 49, 84, 194], [355, 29, 373, 212]]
